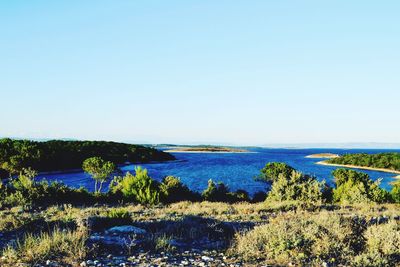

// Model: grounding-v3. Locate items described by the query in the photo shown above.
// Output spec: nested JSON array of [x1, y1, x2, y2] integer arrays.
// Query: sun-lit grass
[[1, 227, 88, 266]]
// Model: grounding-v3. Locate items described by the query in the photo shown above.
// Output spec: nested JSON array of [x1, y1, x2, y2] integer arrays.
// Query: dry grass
[[1, 226, 88, 266]]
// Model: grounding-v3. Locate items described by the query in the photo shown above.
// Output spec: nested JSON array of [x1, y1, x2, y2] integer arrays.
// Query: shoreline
[[316, 161, 400, 176], [305, 153, 339, 159], [165, 150, 256, 154]]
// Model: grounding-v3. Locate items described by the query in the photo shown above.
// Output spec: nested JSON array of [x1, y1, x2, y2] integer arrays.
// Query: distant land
[[261, 142, 400, 149], [2, 137, 400, 149], [305, 153, 339, 159], [164, 146, 250, 153], [317, 152, 400, 176]]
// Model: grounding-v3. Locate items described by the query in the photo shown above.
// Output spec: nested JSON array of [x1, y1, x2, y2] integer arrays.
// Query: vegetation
[[2, 227, 88, 265], [110, 167, 161, 205], [1, 156, 400, 266], [258, 162, 295, 182], [159, 176, 200, 203], [82, 157, 115, 193], [332, 169, 390, 204], [234, 211, 399, 266], [327, 152, 400, 172], [1, 202, 399, 266], [267, 170, 327, 203], [0, 138, 175, 177]]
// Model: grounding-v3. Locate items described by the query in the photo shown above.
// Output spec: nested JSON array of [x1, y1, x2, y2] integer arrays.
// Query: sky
[[1, 1, 400, 146]]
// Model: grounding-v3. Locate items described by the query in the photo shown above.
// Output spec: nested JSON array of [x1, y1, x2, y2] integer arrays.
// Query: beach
[[317, 161, 400, 176]]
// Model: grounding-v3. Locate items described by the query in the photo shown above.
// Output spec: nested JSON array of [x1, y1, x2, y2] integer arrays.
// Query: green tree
[[82, 157, 115, 193], [202, 179, 230, 202], [258, 162, 295, 183]]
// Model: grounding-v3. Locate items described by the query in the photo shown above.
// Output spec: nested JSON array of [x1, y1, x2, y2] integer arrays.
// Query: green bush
[[352, 220, 400, 267], [391, 182, 400, 203], [234, 212, 366, 265], [267, 170, 326, 203], [201, 180, 249, 203], [110, 167, 160, 205], [332, 169, 390, 204], [159, 176, 200, 203]]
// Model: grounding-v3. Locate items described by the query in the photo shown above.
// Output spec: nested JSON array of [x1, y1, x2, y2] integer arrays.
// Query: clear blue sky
[[1, 1, 399, 145]]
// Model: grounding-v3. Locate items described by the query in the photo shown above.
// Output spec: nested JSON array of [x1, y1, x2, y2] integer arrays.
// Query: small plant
[[154, 234, 175, 252], [107, 208, 130, 220]]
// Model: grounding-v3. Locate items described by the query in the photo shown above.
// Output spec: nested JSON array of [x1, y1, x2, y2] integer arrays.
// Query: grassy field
[[0, 201, 399, 266]]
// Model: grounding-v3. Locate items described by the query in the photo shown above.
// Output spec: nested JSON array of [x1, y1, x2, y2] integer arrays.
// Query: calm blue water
[[36, 148, 400, 194]]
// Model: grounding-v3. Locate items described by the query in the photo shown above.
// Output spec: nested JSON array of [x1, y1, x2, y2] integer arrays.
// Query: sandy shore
[[165, 149, 255, 154], [317, 161, 400, 176], [305, 153, 339, 159]]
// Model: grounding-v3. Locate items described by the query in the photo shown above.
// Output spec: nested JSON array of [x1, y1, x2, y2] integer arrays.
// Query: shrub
[[159, 176, 200, 203], [332, 169, 390, 204], [110, 167, 160, 205], [0, 168, 95, 208], [258, 162, 295, 182], [234, 212, 365, 265], [267, 171, 326, 203], [201, 180, 250, 203], [391, 182, 400, 203], [353, 220, 400, 266], [202, 180, 230, 202]]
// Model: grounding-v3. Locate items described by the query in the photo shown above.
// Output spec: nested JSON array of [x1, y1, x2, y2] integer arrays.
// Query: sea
[[36, 148, 400, 195]]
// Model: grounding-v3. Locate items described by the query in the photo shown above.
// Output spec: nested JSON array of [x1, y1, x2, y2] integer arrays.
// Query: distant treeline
[[0, 139, 175, 176], [327, 152, 400, 171]]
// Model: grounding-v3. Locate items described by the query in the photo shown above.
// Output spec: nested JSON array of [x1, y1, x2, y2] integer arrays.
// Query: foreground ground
[[0, 201, 399, 267]]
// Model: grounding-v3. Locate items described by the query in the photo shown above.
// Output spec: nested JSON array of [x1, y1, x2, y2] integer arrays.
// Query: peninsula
[[164, 146, 250, 153], [317, 152, 400, 176]]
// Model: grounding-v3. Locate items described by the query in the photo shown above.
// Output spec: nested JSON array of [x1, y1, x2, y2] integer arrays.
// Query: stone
[[106, 226, 147, 235]]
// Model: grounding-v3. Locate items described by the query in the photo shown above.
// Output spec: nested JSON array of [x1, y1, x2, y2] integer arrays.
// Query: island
[[316, 152, 400, 176], [164, 146, 250, 153], [305, 153, 339, 159]]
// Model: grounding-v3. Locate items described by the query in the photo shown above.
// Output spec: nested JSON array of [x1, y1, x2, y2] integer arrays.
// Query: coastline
[[165, 150, 256, 154], [305, 153, 339, 159], [316, 161, 400, 176]]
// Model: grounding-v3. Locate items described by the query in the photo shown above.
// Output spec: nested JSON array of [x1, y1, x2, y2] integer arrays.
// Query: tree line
[[327, 152, 400, 171], [0, 138, 175, 177]]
